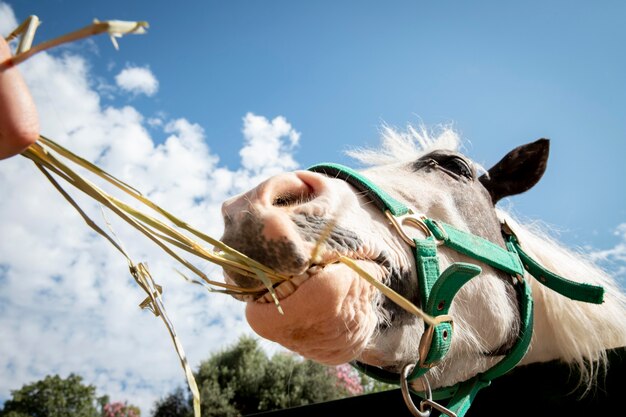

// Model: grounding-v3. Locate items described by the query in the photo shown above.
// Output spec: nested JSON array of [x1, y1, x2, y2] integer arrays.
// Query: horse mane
[[346, 123, 462, 166], [349, 125, 626, 388], [500, 212, 626, 388]]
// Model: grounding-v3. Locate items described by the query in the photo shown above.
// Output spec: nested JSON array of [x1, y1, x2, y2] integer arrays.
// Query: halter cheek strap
[[309, 163, 604, 417]]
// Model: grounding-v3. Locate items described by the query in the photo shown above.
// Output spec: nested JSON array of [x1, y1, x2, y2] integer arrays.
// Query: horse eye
[[440, 157, 473, 179]]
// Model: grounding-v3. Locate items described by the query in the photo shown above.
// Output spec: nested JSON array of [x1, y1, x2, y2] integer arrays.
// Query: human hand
[[0, 36, 39, 160]]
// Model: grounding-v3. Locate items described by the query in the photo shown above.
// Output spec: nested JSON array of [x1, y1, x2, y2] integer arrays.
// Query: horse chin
[[245, 260, 381, 365]]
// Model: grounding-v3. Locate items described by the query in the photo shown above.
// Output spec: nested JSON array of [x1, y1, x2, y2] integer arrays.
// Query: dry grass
[[22, 137, 436, 417]]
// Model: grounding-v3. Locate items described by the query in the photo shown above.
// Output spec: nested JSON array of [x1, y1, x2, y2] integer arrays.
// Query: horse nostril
[[263, 171, 323, 208], [273, 192, 297, 207], [273, 191, 314, 207]]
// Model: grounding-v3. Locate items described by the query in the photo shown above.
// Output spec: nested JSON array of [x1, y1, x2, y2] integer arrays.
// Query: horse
[[219, 127, 626, 415]]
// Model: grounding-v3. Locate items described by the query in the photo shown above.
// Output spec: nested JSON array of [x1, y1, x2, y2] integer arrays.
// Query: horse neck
[[500, 212, 626, 375]]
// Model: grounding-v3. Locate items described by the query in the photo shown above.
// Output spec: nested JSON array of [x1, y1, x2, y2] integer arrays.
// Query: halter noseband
[[308, 163, 604, 417]]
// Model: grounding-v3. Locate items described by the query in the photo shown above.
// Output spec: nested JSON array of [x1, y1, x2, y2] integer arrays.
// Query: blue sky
[[1, 0, 625, 412], [10, 0, 626, 246]]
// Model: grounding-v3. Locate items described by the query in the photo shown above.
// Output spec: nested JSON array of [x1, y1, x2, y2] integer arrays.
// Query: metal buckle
[[401, 366, 457, 417], [385, 209, 443, 247], [501, 220, 525, 284], [417, 314, 454, 368], [500, 219, 516, 239]]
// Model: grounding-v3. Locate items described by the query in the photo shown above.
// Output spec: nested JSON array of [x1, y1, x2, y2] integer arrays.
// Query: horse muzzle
[[220, 171, 333, 287]]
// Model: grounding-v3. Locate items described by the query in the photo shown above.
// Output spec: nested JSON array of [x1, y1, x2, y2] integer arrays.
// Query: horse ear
[[479, 139, 550, 204]]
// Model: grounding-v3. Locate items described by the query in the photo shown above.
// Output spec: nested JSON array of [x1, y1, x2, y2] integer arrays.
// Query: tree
[[152, 336, 362, 417], [152, 388, 192, 417], [0, 374, 141, 417], [0, 374, 102, 417], [359, 372, 396, 394]]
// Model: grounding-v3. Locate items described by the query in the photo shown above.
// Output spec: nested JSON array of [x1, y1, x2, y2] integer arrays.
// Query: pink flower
[[102, 401, 140, 417], [333, 364, 363, 395]]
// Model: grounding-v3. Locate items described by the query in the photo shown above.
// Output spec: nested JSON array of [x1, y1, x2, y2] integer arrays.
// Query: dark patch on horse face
[[412, 151, 505, 246], [452, 186, 506, 246], [290, 215, 421, 332], [412, 150, 477, 181], [291, 213, 362, 254], [373, 252, 420, 331], [291, 215, 420, 330], [221, 212, 308, 286]]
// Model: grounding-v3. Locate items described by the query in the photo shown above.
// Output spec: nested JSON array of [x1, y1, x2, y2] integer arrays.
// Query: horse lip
[[221, 248, 336, 302], [251, 263, 328, 304], [250, 255, 389, 306], [250, 251, 385, 305], [223, 269, 266, 290], [226, 249, 374, 304]]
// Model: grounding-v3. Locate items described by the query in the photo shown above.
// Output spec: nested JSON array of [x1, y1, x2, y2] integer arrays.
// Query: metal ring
[[400, 364, 432, 417], [385, 210, 432, 248], [403, 217, 433, 238]]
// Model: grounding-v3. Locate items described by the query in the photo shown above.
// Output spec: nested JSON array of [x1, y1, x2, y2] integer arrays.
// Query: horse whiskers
[[339, 257, 437, 326]]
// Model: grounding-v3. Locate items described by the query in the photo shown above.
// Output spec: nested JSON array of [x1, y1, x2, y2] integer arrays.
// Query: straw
[[27, 137, 436, 327], [2, 16, 148, 69], [24, 138, 286, 294]]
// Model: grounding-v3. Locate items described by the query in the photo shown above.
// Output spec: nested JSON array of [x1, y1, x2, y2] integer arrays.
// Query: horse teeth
[[274, 285, 286, 299], [274, 281, 292, 298], [281, 280, 297, 294], [291, 274, 307, 286], [308, 265, 321, 274], [253, 270, 316, 304]]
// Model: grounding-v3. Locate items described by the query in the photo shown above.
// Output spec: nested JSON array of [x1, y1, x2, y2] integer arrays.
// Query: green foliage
[[0, 374, 141, 417], [0, 374, 102, 417], [2, 412, 31, 417], [152, 388, 192, 417], [359, 373, 396, 394], [197, 336, 354, 416], [153, 336, 357, 417]]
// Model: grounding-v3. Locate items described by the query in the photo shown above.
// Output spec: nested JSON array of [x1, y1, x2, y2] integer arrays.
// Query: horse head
[[220, 131, 626, 392]]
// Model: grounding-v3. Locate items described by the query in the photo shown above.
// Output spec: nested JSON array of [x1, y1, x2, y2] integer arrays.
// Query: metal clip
[[401, 367, 458, 417], [386, 209, 442, 247], [500, 219, 518, 240], [421, 399, 458, 417]]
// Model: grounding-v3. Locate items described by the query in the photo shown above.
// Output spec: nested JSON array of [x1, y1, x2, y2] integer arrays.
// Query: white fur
[[347, 124, 461, 166]]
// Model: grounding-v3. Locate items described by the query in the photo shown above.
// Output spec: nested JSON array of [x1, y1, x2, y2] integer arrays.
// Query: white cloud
[[115, 66, 159, 97], [590, 223, 626, 282], [0, 4, 296, 412], [147, 116, 163, 127], [240, 112, 300, 174], [0, 2, 17, 35]]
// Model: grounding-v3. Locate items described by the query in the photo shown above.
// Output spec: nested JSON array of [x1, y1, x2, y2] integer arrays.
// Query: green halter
[[308, 163, 604, 417]]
